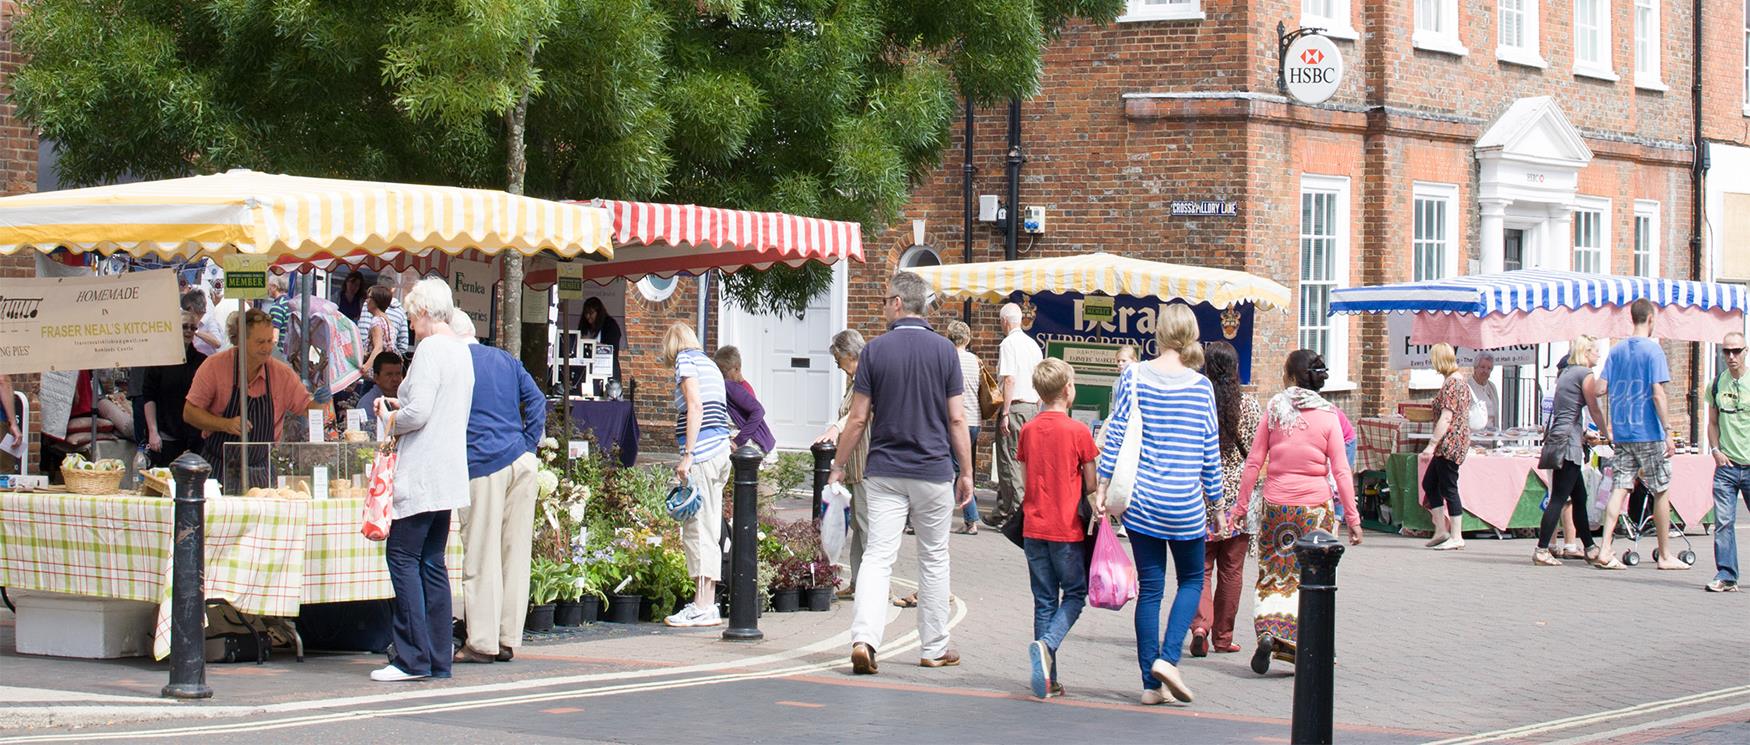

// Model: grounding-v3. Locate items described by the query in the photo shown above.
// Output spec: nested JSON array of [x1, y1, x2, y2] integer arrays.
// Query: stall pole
[[810, 441, 836, 522], [163, 452, 213, 699], [237, 301, 250, 490], [1290, 529, 1345, 745], [722, 444, 765, 642], [298, 271, 312, 386], [562, 333, 573, 471]]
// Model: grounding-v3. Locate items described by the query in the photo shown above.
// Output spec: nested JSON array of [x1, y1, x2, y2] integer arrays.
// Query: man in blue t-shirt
[[1596, 298, 1685, 570], [829, 270, 973, 676]]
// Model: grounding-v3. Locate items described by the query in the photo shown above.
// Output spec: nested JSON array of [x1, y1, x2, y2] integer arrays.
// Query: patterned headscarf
[[1267, 386, 1334, 433]]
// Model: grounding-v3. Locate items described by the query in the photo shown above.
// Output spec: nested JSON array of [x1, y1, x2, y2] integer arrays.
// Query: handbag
[[362, 419, 396, 541], [1103, 375, 1144, 514], [1537, 430, 1569, 471], [978, 365, 1002, 422]]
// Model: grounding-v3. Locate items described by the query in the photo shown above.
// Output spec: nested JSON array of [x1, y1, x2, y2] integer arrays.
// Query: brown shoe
[[453, 646, 496, 664], [495, 646, 514, 662], [851, 642, 878, 675], [919, 649, 961, 668]]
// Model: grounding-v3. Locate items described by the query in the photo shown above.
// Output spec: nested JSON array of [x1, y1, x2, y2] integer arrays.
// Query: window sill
[[1573, 65, 1620, 82], [1496, 47, 1548, 69], [1744, 104, 1750, 117], [1116, 10, 1205, 23], [1302, 17, 1360, 41], [1321, 380, 1360, 394], [1634, 76, 1669, 92], [1412, 32, 1469, 57]]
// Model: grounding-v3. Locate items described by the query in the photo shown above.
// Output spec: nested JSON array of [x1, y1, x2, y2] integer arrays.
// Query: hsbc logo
[[1282, 33, 1345, 105], [1300, 49, 1324, 65]]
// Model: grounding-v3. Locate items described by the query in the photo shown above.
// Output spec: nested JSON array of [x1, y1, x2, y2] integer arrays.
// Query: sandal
[[1585, 546, 1602, 565], [892, 593, 919, 608], [953, 522, 978, 535], [1595, 556, 1628, 571], [1533, 549, 1563, 567]]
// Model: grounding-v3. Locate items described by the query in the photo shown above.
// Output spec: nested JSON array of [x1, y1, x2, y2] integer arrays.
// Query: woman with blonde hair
[[1535, 335, 1610, 567], [1421, 342, 1474, 551], [1096, 303, 1221, 706], [661, 322, 734, 627]]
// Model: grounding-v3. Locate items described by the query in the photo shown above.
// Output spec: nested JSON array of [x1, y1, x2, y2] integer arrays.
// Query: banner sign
[[449, 258, 496, 323], [0, 269, 183, 375], [220, 255, 271, 300], [1021, 291, 1256, 386], [1386, 313, 1535, 370]]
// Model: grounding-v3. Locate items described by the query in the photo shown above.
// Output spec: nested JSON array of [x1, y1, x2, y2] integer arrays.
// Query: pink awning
[[574, 199, 863, 283]]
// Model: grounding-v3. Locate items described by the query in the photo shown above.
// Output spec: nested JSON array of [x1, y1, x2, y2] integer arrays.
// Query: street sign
[[1283, 33, 1344, 105], [219, 255, 271, 299]]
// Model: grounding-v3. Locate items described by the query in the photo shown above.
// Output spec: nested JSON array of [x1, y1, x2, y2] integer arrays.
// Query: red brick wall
[[1701, 0, 1750, 144], [1, 0, 40, 468]]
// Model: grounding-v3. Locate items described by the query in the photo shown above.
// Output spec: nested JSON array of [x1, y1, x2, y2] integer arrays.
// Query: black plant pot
[[771, 588, 801, 613], [639, 596, 656, 622], [606, 593, 642, 624], [579, 596, 602, 623], [804, 587, 833, 612], [554, 601, 585, 627], [526, 603, 557, 633]]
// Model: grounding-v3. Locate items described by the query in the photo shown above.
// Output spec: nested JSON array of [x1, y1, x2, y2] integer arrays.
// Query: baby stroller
[[1607, 467, 1697, 568]]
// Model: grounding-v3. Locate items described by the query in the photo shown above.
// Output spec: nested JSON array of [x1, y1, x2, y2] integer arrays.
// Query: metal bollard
[[810, 441, 836, 522], [722, 445, 765, 642], [162, 452, 214, 699], [1291, 529, 1345, 744]]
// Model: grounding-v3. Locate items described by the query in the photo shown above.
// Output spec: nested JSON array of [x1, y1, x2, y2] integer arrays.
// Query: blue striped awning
[[1329, 269, 1748, 317]]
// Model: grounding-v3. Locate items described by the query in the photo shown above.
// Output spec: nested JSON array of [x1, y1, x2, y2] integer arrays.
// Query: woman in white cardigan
[[371, 278, 475, 682]]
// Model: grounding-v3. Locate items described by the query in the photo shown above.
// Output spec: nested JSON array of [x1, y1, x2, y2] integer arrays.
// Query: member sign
[[1283, 33, 1344, 105], [0, 269, 183, 375]]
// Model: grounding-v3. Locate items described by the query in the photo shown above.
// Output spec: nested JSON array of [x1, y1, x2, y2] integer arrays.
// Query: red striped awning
[[574, 199, 863, 283]]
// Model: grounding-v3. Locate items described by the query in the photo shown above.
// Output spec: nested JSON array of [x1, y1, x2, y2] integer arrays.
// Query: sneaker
[[1047, 682, 1065, 698], [1705, 580, 1740, 593], [1028, 641, 1053, 699], [370, 665, 427, 682], [1149, 659, 1194, 703], [1140, 688, 1169, 706], [663, 603, 724, 628]]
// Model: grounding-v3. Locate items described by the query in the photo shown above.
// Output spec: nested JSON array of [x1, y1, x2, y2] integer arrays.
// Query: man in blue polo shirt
[[449, 312, 548, 664], [830, 270, 974, 675]]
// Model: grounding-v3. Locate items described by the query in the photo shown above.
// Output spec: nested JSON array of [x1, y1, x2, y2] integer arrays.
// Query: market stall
[[1331, 269, 1747, 535]]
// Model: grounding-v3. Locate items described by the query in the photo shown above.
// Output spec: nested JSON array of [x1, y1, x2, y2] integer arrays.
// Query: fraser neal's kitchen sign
[[0, 269, 182, 375]]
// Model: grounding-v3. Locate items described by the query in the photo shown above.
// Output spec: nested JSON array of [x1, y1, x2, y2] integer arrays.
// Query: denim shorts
[[1613, 440, 1671, 495]]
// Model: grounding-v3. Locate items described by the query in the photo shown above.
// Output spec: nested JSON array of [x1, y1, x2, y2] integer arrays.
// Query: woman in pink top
[[1232, 350, 1361, 676]]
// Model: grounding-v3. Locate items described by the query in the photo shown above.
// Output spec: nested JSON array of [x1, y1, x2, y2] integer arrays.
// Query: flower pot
[[554, 600, 585, 627], [579, 596, 602, 623], [638, 596, 655, 622], [771, 588, 801, 613], [804, 587, 833, 612], [606, 593, 642, 624], [526, 603, 557, 633]]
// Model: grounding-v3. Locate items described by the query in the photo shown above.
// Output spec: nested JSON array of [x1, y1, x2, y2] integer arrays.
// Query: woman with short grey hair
[[819, 328, 870, 596]]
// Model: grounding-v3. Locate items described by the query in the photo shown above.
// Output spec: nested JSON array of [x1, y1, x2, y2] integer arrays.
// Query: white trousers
[[459, 452, 540, 653], [850, 476, 953, 659]]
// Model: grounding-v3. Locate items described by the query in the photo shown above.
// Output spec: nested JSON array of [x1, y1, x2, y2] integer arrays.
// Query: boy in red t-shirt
[[1016, 357, 1098, 699]]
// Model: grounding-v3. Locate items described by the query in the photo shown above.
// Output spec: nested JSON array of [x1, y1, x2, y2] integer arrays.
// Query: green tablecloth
[[1384, 453, 1548, 532]]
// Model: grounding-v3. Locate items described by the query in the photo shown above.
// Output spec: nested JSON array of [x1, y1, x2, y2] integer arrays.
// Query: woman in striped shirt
[[662, 322, 734, 628], [1097, 303, 1222, 707]]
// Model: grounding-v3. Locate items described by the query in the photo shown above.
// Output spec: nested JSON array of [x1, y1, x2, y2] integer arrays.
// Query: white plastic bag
[[821, 483, 852, 565]]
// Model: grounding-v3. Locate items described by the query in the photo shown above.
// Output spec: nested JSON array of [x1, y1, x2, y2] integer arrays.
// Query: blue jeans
[[1713, 463, 1750, 583], [386, 509, 454, 678], [1024, 538, 1087, 678], [959, 426, 982, 524], [1130, 532, 1205, 687]]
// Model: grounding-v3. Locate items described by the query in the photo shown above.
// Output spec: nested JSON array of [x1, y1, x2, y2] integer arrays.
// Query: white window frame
[[1634, 0, 1666, 90], [1744, 1, 1750, 114], [1409, 183, 1461, 389], [1572, 196, 1612, 274], [1497, 0, 1547, 68], [1633, 200, 1660, 278], [1414, 0, 1470, 56], [1300, 0, 1359, 41], [1298, 174, 1354, 390], [1117, 0, 1204, 22], [1573, 0, 1618, 81]]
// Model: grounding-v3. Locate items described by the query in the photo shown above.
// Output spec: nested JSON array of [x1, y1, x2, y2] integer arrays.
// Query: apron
[[201, 363, 278, 494]]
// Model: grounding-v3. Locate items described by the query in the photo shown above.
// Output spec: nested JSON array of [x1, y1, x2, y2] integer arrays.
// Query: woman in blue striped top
[[1097, 303, 1223, 706], [661, 322, 734, 628]]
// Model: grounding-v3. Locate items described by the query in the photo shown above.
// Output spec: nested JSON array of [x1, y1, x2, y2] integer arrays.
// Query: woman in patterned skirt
[[1189, 341, 1260, 657], [1232, 350, 1362, 675]]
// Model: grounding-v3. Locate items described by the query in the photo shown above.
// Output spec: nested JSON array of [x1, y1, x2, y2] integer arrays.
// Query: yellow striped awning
[[909, 252, 1292, 311], [0, 169, 614, 261]]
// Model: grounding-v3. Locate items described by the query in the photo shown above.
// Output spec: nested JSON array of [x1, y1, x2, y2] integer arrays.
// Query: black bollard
[[810, 441, 836, 522], [162, 452, 214, 699], [722, 444, 765, 642], [1291, 529, 1345, 745]]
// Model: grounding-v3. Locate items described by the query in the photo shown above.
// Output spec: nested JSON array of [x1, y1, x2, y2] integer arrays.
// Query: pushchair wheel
[[1679, 550, 1696, 565], [1652, 548, 1661, 562], [1622, 551, 1641, 567]]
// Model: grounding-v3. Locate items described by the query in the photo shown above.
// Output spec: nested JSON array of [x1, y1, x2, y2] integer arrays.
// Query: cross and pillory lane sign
[[0, 269, 183, 375]]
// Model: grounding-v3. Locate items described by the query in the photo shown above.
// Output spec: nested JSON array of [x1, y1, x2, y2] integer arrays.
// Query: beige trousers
[[459, 452, 540, 654]]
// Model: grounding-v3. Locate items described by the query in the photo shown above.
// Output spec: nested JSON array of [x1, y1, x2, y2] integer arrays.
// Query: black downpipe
[[1689, 0, 1705, 443], [963, 98, 976, 323], [1004, 99, 1023, 262]]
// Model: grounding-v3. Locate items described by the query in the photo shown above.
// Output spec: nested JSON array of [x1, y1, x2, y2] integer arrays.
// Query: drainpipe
[[963, 97, 976, 323], [1689, 0, 1705, 444], [1004, 99, 1022, 262]]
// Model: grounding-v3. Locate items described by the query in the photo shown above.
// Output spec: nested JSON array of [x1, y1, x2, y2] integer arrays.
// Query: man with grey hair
[[1468, 351, 1500, 431], [830, 271, 973, 674], [987, 301, 1043, 528]]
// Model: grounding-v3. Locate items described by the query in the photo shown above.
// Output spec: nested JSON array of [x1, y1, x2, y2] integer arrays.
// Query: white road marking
[[1427, 684, 1750, 745], [1538, 701, 1750, 745]]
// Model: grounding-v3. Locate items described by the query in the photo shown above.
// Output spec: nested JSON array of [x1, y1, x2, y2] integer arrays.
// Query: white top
[[957, 349, 982, 425], [997, 329, 1043, 405], [389, 334, 475, 518], [1468, 378, 1500, 431], [195, 299, 234, 356]]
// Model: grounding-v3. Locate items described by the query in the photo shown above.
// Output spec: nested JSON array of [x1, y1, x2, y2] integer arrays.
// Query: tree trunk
[[501, 38, 537, 357]]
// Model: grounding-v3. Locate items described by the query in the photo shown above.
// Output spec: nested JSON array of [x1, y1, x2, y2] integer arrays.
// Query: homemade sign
[[0, 269, 183, 375], [1386, 313, 1535, 369], [1022, 291, 1255, 387]]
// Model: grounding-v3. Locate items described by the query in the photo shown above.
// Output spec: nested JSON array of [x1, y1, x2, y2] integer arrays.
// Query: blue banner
[[1018, 292, 1256, 384]]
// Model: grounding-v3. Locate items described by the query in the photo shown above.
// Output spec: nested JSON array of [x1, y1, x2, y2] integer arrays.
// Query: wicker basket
[[141, 471, 173, 497], [60, 468, 126, 495], [1401, 404, 1437, 423]]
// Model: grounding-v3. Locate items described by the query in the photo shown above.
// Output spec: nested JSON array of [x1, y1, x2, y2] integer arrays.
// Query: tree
[[12, 0, 1123, 318]]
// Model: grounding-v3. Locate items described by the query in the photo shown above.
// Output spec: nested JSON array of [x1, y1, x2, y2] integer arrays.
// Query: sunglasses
[[181, 324, 199, 332], [1726, 347, 1746, 357]]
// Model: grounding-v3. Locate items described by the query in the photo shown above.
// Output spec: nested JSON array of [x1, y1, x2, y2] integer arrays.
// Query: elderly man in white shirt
[[986, 302, 1043, 529], [1468, 352, 1501, 432]]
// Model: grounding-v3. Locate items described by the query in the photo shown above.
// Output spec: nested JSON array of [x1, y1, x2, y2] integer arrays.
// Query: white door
[[718, 263, 847, 450]]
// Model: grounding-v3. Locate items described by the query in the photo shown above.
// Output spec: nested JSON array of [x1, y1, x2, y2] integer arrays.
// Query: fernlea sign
[[1283, 34, 1344, 104]]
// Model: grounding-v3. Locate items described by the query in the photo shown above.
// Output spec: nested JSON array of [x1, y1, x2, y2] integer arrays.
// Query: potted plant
[[803, 557, 837, 612], [526, 558, 566, 633], [769, 556, 807, 612], [553, 563, 587, 627]]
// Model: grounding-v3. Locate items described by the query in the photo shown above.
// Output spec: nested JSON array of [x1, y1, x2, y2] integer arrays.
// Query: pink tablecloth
[[1606, 453, 1717, 527], [1417, 454, 1545, 530]]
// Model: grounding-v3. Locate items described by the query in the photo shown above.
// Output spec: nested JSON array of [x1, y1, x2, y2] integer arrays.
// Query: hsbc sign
[[1282, 33, 1344, 105]]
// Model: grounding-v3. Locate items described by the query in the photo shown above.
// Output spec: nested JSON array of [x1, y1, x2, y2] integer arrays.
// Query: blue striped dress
[[1096, 365, 1223, 541]]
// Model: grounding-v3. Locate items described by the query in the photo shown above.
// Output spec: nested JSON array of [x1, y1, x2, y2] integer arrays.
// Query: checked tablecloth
[[0, 493, 461, 660]]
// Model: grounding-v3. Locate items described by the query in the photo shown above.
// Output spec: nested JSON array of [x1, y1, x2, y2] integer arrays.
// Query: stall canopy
[[0, 169, 615, 261], [908, 251, 1293, 310], [1329, 269, 1748, 347]]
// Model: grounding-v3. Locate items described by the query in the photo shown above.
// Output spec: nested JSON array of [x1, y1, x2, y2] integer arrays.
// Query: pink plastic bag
[[1087, 515, 1138, 611]]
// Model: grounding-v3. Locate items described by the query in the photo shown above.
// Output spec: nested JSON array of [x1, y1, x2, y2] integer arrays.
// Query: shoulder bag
[[1103, 375, 1144, 514], [978, 365, 1001, 421]]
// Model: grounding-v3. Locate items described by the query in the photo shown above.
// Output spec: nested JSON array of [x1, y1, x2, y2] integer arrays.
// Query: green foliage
[[761, 450, 813, 497], [12, 0, 1125, 315], [528, 557, 570, 606]]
